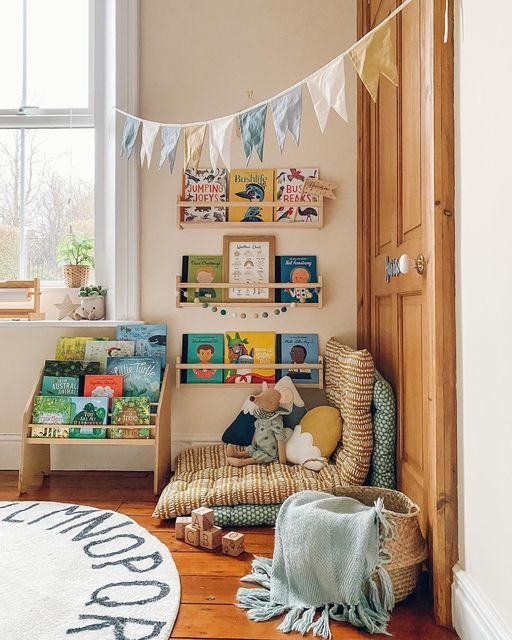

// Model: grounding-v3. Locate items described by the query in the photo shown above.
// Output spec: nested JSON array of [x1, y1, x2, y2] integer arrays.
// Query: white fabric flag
[[307, 56, 348, 132], [209, 115, 234, 169], [140, 120, 160, 168]]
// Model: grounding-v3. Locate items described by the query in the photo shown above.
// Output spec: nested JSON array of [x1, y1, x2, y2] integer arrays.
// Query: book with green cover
[[43, 360, 101, 377], [69, 397, 108, 425], [32, 397, 71, 425], [181, 256, 223, 303], [111, 397, 151, 425], [55, 337, 108, 361], [68, 427, 107, 439], [41, 376, 79, 396]]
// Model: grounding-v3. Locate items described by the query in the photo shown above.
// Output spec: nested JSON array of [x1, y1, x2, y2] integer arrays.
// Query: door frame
[[356, 0, 457, 627]]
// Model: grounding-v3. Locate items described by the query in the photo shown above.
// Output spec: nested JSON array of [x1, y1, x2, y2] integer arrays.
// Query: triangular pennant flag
[[209, 115, 235, 169], [120, 116, 141, 159], [348, 22, 398, 102], [140, 120, 160, 168], [271, 85, 302, 153], [307, 57, 348, 133], [159, 125, 181, 172], [239, 104, 267, 165], [184, 123, 207, 170]]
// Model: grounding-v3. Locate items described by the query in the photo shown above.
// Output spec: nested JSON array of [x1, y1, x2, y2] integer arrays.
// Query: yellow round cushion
[[300, 406, 343, 458]]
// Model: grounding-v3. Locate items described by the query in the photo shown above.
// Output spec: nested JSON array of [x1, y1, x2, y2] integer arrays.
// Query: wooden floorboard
[[0, 471, 458, 639]]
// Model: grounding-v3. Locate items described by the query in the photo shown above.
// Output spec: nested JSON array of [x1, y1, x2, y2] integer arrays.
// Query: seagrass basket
[[333, 485, 428, 603], [63, 264, 90, 288]]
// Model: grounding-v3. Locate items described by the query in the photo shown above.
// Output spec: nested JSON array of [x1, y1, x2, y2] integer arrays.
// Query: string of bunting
[[118, 0, 414, 172]]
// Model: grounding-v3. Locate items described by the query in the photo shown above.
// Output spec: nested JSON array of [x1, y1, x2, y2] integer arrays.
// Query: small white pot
[[74, 294, 106, 321]]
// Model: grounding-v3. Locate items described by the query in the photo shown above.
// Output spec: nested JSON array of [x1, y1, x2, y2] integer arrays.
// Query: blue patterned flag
[[271, 86, 302, 152], [120, 116, 141, 159], [239, 104, 267, 165], [159, 125, 181, 172]]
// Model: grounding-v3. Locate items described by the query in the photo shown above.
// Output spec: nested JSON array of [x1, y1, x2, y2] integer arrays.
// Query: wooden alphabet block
[[175, 516, 192, 540], [222, 531, 245, 556], [191, 506, 214, 531], [184, 524, 200, 546], [200, 525, 222, 550]]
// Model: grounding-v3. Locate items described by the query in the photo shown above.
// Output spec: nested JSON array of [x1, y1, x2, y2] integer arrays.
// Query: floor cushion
[[368, 370, 396, 489]]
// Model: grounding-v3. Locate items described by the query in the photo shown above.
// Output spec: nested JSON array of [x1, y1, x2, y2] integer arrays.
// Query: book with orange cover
[[83, 375, 124, 409]]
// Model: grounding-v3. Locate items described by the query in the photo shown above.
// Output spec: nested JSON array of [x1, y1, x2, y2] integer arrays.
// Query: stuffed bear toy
[[226, 382, 293, 467]]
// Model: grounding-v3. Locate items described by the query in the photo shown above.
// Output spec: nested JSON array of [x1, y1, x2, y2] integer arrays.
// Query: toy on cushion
[[285, 405, 343, 471], [226, 382, 293, 467]]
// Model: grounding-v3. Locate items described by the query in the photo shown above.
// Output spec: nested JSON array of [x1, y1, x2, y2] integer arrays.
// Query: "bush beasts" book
[[32, 397, 71, 425], [43, 360, 101, 377], [274, 168, 320, 222], [70, 397, 109, 425], [275, 256, 318, 304], [116, 324, 167, 370], [182, 334, 224, 384], [106, 357, 161, 402], [84, 340, 135, 373], [181, 256, 223, 304], [277, 334, 319, 385], [55, 337, 108, 361], [182, 168, 228, 222], [228, 169, 274, 222], [111, 397, 151, 426], [41, 376, 79, 397], [224, 331, 276, 384], [84, 375, 124, 409]]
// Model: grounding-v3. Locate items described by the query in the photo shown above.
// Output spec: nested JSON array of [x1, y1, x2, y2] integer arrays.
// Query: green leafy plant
[[78, 285, 107, 298], [57, 231, 95, 267]]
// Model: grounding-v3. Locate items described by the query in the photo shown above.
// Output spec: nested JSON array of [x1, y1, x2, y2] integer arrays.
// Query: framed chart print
[[222, 235, 275, 302]]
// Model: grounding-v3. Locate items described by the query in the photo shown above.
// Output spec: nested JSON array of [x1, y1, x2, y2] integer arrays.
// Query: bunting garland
[[116, 0, 414, 171]]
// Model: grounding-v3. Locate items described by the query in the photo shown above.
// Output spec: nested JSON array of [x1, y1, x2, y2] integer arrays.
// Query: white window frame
[[0, 0, 140, 320]]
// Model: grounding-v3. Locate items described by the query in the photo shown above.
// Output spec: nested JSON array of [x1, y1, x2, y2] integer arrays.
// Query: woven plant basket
[[333, 485, 428, 603], [63, 264, 90, 288]]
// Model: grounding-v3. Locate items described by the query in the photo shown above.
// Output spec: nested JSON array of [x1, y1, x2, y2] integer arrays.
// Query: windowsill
[[0, 320, 143, 328]]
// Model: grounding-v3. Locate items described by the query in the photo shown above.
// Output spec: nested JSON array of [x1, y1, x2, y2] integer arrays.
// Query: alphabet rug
[[0, 501, 180, 640]]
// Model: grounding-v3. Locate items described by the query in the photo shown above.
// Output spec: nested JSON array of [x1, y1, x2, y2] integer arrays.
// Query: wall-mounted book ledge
[[18, 366, 172, 496], [175, 276, 323, 309], [176, 196, 324, 229], [175, 356, 324, 390]]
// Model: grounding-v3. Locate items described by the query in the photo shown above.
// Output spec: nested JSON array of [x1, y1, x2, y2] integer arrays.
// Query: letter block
[[222, 531, 245, 556], [200, 525, 222, 550], [175, 516, 192, 540], [184, 524, 200, 546], [191, 506, 214, 531]]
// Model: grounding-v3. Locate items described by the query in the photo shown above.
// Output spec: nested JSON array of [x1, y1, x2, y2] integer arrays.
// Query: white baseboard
[[453, 564, 512, 640], [0, 433, 218, 472]]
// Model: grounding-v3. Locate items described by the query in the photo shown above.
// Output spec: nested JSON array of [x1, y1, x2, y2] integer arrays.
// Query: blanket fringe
[[309, 604, 331, 639], [291, 607, 316, 634], [277, 607, 303, 632]]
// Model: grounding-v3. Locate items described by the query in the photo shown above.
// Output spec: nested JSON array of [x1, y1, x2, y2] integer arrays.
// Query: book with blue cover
[[106, 357, 161, 402], [275, 256, 318, 304], [277, 334, 319, 385], [41, 376, 79, 396], [116, 324, 167, 370], [182, 333, 224, 384]]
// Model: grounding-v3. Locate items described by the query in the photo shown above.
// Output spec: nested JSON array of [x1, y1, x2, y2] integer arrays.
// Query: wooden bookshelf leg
[[154, 367, 172, 495], [18, 442, 50, 494]]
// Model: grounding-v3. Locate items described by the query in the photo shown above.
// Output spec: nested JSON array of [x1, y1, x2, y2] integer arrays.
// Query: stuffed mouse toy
[[226, 382, 293, 467]]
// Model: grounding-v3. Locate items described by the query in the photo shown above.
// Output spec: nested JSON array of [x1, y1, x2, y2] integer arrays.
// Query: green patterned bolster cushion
[[369, 370, 396, 489], [212, 503, 282, 527]]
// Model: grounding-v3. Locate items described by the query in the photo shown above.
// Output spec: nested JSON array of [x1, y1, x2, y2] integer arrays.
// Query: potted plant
[[74, 285, 108, 321], [57, 231, 94, 288]]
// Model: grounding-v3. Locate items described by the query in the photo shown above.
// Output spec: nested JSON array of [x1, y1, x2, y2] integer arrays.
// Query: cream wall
[[0, 1, 356, 471], [453, 0, 512, 636], [139, 1, 357, 453]]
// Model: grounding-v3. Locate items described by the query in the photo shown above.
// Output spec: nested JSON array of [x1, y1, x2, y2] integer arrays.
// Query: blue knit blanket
[[237, 490, 395, 637]]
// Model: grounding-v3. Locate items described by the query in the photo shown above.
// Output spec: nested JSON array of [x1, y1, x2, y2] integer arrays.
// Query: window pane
[[26, 0, 90, 109], [0, 128, 95, 281], [0, 1, 23, 109]]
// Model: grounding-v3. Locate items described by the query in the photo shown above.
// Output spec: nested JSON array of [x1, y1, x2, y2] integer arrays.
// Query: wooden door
[[357, 0, 457, 627]]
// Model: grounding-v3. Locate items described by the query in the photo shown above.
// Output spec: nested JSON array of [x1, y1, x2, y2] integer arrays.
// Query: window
[[0, 0, 94, 283]]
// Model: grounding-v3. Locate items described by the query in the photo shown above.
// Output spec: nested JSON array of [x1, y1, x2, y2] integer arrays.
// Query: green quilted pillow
[[213, 503, 281, 527], [369, 370, 396, 489]]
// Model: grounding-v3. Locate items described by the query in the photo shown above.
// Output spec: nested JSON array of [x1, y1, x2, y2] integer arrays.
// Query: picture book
[[107, 427, 151, 439], [41, 376, 79, 397], [68, 427, 107, 439], [106, 357, 161, 402], [116, 324, 167, 369], [274, 168, 320, 222], [70, 397, 109, 425], [275, 256, 318, 303], [182, 334, 224, 384], [181, 256, 223, 303], [111, 397, 151, 426], [55, 337, 108, 361], [182, 168, 228, 222], [224, 332, 276, 384], [228, 169, 274, 222], [84, 375, 124, 408], [31, 425, 69, 438], [43, 360, 101, 377], [84, 340, 135, 373], [277, 334, 319, 384], [32, 397, 71, 425]]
